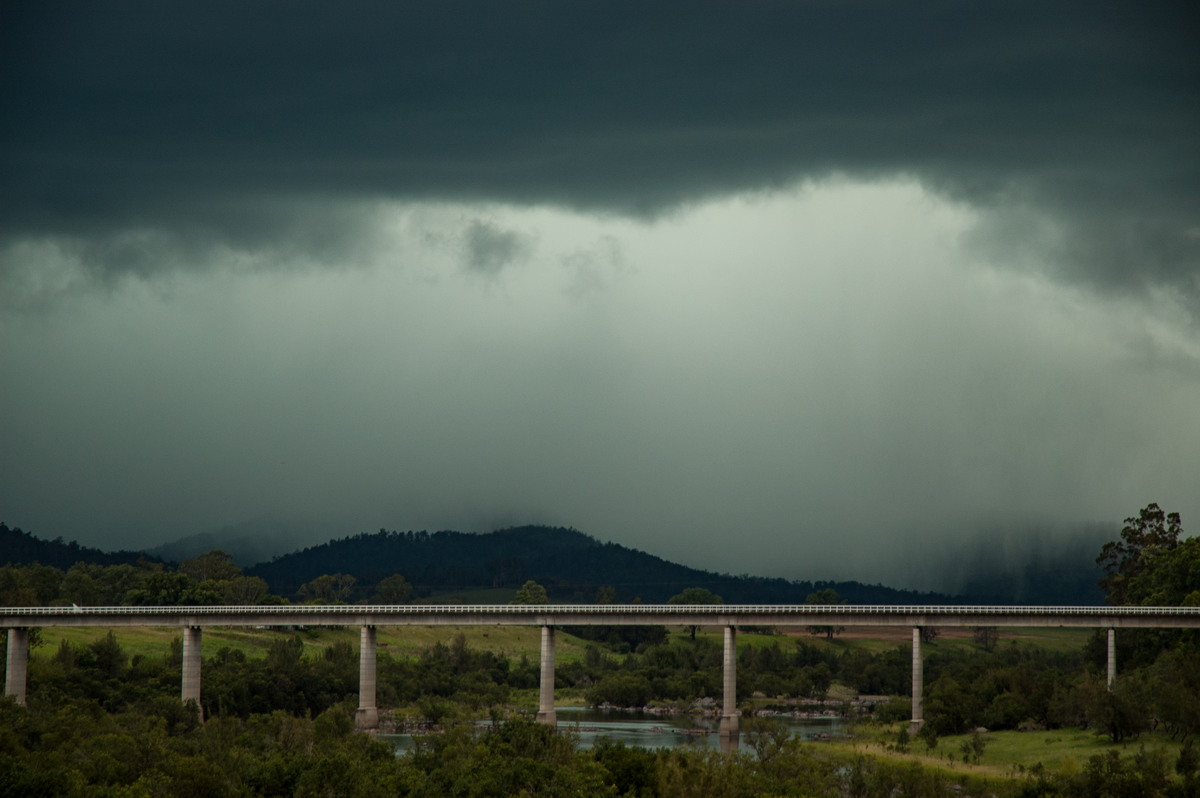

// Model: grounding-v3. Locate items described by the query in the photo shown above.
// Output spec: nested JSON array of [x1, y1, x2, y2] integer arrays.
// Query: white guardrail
[[3, 604, 1199, 617]]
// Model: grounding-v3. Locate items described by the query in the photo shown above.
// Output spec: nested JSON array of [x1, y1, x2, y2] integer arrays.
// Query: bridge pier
[[357, 625, 379, 730], [537, 625, 556, 725], [1106, 628, 1116, 689], [910, 627, 923, 734], [182, 626, 203, 720], [4, 628, 28, 705], [719, 625, 739, 738]]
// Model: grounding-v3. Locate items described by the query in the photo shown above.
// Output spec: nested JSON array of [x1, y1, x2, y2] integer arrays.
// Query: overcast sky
[[2, 1, 1197, 591]]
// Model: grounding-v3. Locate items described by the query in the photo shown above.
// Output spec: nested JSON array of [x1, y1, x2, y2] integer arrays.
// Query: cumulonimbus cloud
[[462, 220, 532, 277], [1, 1, 1196, 304]]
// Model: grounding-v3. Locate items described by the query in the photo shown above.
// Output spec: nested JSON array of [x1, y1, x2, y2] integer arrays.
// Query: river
[[384, 707, 846, 754]]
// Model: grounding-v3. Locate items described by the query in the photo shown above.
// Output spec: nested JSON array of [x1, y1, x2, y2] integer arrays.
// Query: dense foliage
[[0, 554, 276, 608], [1, 694, 995, 798], [3, 660, 1196, 798], [0, 523, 161, 569], [1097, 503, 1196, 608], [245, 525, 956, 604]]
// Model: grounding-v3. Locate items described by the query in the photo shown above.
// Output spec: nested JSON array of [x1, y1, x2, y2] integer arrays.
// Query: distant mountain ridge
[[142, 517, 334, 567], [3, 521, 1107, 604], [0, 523, 162, 568], [246, 525, 957, 605]]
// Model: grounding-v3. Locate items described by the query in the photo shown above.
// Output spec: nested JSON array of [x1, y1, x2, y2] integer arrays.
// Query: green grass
[[683, 627, 848, 656], [834, 723, 1186, 780], [1000, 627, 1096, 652], [374, 625, 597, 664], [30, 618, 1097, 669], [34, 625, 328, 660], [30, 623, 600, 665], [819, 627, 1093, 655], [809, 635, 898, 654], [947, 728, 1116, 773]]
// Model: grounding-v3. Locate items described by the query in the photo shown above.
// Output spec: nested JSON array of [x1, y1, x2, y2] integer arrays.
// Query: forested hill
[[246, 525, 953, 604], [0, 523, 162, 568]]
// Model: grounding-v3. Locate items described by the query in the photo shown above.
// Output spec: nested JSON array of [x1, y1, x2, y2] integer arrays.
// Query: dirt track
[[780, 626, 985, 643]]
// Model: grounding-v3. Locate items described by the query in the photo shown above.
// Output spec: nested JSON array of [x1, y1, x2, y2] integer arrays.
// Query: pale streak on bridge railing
[[4, 604, 1200, 629]]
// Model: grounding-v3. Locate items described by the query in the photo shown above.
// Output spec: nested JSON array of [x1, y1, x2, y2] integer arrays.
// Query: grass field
[[832, 723, 1186, 780], [30, 622, 599, 665], [687, 624, 1093, 655], [29, 619, 1096, 665]]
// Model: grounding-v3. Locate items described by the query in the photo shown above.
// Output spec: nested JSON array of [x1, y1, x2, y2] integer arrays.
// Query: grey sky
[[1, 2, 1197, 590]]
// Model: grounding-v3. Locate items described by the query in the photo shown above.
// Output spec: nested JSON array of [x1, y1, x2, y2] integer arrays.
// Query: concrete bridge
[[5, 604, 1199, 736]]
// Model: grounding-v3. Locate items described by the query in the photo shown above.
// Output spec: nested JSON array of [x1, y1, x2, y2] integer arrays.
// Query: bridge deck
[[4, 604, 1200, 629]]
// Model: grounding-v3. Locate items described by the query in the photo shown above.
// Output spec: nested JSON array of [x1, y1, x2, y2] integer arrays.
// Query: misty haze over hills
[[0, 513, 1112, 604], [134, 518, 1106, 604], [142, 517, 336, 572], [902, 523, 1111, 604]]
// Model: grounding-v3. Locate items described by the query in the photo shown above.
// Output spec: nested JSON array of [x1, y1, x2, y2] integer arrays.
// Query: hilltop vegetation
[[4, 522, 955, 605], [4, 519, 1117, 605], [0, 523, 161, 570], [245, 525, 955, 605], [0, 549, 273, 608]]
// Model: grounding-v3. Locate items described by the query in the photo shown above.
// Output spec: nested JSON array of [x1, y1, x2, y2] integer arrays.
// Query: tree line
[[4, 696, 1127, 798], [0, 549, 414, 608], [0, 523, 158, 569], [4, 628, 1197, 797], [244, 525, 955, 605]]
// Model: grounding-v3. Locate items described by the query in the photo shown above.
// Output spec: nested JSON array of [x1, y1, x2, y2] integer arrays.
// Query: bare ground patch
[[779, 626, 984, 643]]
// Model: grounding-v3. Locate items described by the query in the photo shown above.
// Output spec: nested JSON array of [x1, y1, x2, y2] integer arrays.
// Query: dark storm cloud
[[462, 220, 531, 276], [2, 1, 1197, 300]]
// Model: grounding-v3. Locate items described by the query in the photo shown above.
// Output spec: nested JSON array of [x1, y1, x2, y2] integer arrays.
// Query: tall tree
[[1124, 536, 1200, 607], [512, 580, 548, 604], [223, 576, 269, 605], [667, 587, 722, 606], [374, 573, 413, 604], [805, 588, 845, 641], [180, 550, 242, 584], [972, 626, 999, 652], [298, 573, 357, 603], [668, 586, 722, 639], [1097, 503, 1183, 605]]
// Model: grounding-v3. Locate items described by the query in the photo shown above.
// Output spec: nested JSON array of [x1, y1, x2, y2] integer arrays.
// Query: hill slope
[[246, 525, 954, 604], [0, 523, 161, 568], [143, 516, 333, 567]]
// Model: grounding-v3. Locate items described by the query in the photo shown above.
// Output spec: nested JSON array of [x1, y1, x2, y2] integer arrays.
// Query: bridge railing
[[4, 603, 1199, 618]]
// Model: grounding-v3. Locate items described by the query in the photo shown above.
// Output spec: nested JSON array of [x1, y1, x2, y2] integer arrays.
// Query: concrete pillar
[[719, 625, 739, 737], [355, 624, 379, 729], [910, 627, 923, 734], [182, 626, 202, 720], [4, 628, 29, 706], [537, 625, 556, 725], [356, 625, 379, 730], [1106, 628, 1116, 689]]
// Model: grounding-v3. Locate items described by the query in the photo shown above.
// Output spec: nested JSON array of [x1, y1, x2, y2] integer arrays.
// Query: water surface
[[385, 707, 845, 754]]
